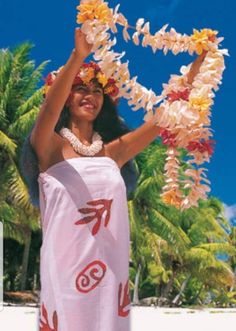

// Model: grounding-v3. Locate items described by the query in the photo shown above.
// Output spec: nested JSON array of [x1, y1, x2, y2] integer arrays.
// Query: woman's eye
[[94, 89, 103, 94], [73, 86, 103, 94], [77, 87, 86, 92], [73, 86, 86, 93]]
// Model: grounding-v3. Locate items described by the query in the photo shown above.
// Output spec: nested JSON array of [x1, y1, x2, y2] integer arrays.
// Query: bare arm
[[186, 50, 207, 85], [109, 51, 208, 166], [30, 28, 92, 160], [108, 114, 161, 167]]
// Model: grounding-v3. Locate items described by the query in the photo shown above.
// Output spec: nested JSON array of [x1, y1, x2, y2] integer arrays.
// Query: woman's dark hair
[[20, 94, 139, 208]]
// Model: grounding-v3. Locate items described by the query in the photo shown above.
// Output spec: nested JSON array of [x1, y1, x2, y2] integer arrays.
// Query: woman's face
[[68, 82, 104, 122]]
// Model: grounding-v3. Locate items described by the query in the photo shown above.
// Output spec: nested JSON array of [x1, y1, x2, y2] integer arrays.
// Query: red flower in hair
[[107, 78, 116, 84], [90, 62, 100, 72], [44, 72, 55, 86], [82, 63, 90, 68], [105, 84, 119, 98], [72, 75, 83, 86]]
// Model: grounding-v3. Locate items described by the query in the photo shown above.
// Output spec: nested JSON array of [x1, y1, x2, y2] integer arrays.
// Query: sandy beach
[[0, 305, 235, 331]]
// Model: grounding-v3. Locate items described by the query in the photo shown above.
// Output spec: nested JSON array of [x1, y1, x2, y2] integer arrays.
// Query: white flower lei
[[76, 0, 229, 210]]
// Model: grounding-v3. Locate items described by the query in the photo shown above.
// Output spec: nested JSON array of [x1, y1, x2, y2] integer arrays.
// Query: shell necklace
[[59, 127, 103, 156]]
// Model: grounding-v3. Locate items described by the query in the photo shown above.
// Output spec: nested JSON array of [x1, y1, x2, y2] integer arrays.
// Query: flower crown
[[43, 61, 119, 101]]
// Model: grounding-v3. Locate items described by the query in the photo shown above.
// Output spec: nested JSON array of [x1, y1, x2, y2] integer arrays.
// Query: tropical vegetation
[[1, 44, 235, 307]]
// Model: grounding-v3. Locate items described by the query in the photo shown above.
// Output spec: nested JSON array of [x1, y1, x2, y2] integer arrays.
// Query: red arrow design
[[75, 198, 113, 235], [39, 302, 58, 331], [118, 278, 131, 317]]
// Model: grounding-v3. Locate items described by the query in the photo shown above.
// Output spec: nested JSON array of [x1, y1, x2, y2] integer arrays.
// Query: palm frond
[[2, 217, 25, 245], [0, 44, 34, 124], [188, 208, 229, 245], [8, 106, 39, 139], [128, 200, 145, 249], [205, 261, 235, 287], [6, 157, 37, 215], [134, 175, 164, 201], [16, 60, 50, 103], [0, 49, 12, 124], [148, 207, 191, 255], [136, 140, 167, 182], [185, 248, 235, 287], [14, 87, 43, 118], [0, 130, 17, 156], [197, 242, 236, 257], [1, 42, 49, 126], [0, 200, 26, 244], [0, 48, 12, 90]]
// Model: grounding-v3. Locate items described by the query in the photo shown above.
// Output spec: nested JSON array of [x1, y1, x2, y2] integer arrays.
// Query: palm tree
[[128, 141, 191, 304], [0, 43, 49, 290], [128, 141, 236, 306]]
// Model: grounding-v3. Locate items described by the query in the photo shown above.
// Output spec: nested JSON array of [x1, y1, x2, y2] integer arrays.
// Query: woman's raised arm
[[30, 28, 92, 160], [108, 49, 210, 167], [186, 50, 208, 85]]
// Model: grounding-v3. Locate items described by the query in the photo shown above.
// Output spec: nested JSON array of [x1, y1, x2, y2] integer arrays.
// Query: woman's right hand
[[74, 28, 93, 60]]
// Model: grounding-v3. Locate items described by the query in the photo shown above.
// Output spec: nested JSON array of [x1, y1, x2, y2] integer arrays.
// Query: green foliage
[[1, 43, 235, 306], [211, 289, 236, 308], [0, 43, 49, 291], [129, 141, 236, 307]]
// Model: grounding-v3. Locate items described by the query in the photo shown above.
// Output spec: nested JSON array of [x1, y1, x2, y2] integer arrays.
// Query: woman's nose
[[83, 91, 96, 104], [84, 92, 95, 100], [82, 88, 94, 97]]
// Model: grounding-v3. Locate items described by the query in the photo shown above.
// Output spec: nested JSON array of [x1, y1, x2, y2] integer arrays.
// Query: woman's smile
[[80, 99, 96, 111]]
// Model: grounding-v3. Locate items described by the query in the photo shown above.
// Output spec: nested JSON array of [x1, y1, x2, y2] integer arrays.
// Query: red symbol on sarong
[[75, 198, 113, 235], [76, 260, 107, 293], [39, 302, 58, 331], [118, 278, 131, 317]]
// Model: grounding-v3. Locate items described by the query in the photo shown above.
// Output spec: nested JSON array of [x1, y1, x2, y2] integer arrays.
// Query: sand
[[0, 305, 235, 330]]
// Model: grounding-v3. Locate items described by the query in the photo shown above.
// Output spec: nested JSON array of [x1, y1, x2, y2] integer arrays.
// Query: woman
[[21, 28, 205, 331]]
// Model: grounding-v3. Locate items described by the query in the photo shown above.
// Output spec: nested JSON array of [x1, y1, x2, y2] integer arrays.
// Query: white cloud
[[223, 203, 236, 222]]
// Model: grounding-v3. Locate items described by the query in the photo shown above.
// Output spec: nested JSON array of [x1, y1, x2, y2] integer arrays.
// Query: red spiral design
[[76, 260, 107, 293]]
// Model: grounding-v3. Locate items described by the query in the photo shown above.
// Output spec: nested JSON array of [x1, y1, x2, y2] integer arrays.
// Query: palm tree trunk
[[172, 275, 191, 306], [161, 276, 174, 299], [20, 228, 32, 291], [191, 283, 204, 304], [229, 266, 236, 292], [33, 272, 37, 291], [133, 263, 142, 305]]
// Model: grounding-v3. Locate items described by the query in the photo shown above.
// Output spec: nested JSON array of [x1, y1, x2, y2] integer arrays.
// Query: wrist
[[197, 50, 207, 62], [71, 48, 85, 62]]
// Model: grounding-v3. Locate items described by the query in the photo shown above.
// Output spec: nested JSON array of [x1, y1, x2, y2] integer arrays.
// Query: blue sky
[[0, 0, 235, 219]]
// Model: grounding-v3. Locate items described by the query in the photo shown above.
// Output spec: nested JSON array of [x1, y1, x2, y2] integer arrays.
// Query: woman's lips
[[80, 100, 96, 107], [82, 105, 96, 114]]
